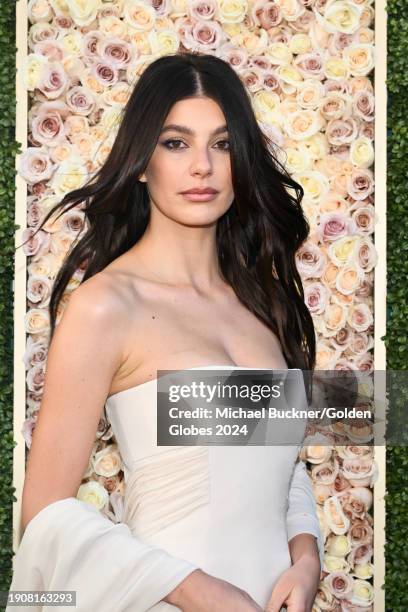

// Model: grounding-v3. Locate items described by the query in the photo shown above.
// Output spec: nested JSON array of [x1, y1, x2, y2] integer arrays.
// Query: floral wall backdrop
[[19, 0, 377, 609]]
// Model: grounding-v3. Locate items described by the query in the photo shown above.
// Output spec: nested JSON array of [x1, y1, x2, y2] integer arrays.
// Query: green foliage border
[[384, 0, 408, 609], [0, 1, 406, 609]]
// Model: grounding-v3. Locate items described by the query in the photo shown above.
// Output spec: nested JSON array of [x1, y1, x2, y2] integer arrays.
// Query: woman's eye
[[215, 139, 230, 151], [161, 139, 186, 150], [161, 139, 230, 151]]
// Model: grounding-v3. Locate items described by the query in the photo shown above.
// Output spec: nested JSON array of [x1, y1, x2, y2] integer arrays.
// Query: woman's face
[[139, 96, 235, 226]]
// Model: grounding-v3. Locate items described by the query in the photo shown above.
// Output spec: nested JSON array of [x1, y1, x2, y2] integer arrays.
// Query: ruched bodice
[[105, 365, 319, 610]]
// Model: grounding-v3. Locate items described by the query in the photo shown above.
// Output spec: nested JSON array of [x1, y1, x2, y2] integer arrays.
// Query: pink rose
[[27, 200, 43, 227], [357, 237, 377, 272], [28, 23, 59, 50], [348, 302, 373, 332], [189, 0, 217, 21], [330, 472, 352, 495], [33, 40, 65, 62], [348, 518, 373, 546], [252, 0, 282, 29], [37, 62, 69, 99], [21, 415, 38, 449], [347, 542, 373, 567], [296, 240, 327, 279], [250, 55, 272, 71], [53, 16, 74, 29], [341, 457, 377, 486], [353, 89, 374, 122], [347, 168, 374, 200], [240, 67, 263, 92], [349, 331, 373, 354], [291, 9, 315, 30], [359, 121, 375, 140], [326, 118, 359, 146], [62, 209, 86, 235], [97, 37, 134, 69], [66, 85, 96, 116], [324, 571, 353, 599], [27, 274, 52, 308], [23, 337, 48, 369], [18, 147, 56, 184], [26, 363, 46, 393], [31, 109, 66, 147], [218, 46, 249, 71], [351, 204, 375, 235], [355, 352, 374, 372], [338, 490, 367, 520], [191, 20, 224, 51], [83, 30, 105, 59], [304, 281, 329, 314], [331, 327, 353, 352], [319, 211, 354, 242], [294, 52, 325, 79], [91, 62, 119, 87], [311, 460, 340, 485], [22, 227, 51, 257]]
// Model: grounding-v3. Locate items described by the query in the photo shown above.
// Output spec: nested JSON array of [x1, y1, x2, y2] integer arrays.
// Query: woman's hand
[[163, 568, 263, 611], [265, 554, 321, 612]]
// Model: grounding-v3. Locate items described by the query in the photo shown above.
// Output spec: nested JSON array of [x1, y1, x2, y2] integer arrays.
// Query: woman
[[9, 52, 324, 611]]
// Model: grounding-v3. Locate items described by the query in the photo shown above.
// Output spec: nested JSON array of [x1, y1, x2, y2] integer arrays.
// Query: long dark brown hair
[[23, 51, 316, 387]]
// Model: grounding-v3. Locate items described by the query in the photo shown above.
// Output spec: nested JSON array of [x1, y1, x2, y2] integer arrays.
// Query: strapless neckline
[[106, 364, 301, 402], [106, 363, 239, 401]]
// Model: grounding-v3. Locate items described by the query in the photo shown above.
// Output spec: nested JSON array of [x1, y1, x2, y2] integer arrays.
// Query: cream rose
[[323, 495, 350, 534], [77, 480, 109, 509], [293, 170, 330, 204], [217, 0, 248, 23], [315, 1, 362, 34], [50, 158, 88, 196], [324, 554, 351, 573], [23, 53, 48, 90], [326, 533, 352, 557], [148, 29, 180, 55], [92, 444, 122, 477], [65, 0, 101, 27], [124, 1, 156, 30], [25, 308, 51, 336], [285, 109, 323, 140], [350, 135, 374, 168]]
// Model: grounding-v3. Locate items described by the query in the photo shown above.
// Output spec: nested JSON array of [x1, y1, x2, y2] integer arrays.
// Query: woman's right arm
[[17, 277, 261, 612]]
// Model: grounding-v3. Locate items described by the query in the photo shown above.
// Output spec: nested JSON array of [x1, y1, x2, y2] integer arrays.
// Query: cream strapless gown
[[7, 365, 324, 612]]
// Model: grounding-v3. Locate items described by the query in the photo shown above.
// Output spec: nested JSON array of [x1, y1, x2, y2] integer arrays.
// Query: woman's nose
[[190, 148, 213, 175]]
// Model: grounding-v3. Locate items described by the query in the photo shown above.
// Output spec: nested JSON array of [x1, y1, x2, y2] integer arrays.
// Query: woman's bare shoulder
[[73, 266, 147, 321]]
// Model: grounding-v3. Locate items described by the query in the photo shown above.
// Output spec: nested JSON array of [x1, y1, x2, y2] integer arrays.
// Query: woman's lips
[[181, 192, 219, 202]]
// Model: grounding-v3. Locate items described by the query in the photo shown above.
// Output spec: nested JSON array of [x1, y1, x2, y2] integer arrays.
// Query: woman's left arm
[[286, 459, 325, 574], [265, 460, 324, 612]]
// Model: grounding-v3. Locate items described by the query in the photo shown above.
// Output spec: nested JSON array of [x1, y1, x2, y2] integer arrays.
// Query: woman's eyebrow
[[160, 124, 228, 136]]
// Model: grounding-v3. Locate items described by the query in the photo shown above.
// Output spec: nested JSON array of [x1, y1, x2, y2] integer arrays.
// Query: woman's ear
[[138, 173, 147, 183]]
